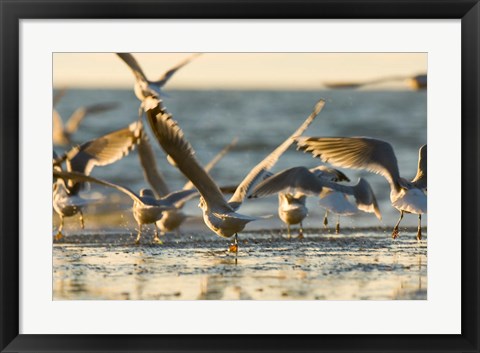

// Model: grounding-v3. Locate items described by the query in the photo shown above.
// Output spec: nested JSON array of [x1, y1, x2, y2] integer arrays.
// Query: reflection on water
[[53, 230, 427, 300]]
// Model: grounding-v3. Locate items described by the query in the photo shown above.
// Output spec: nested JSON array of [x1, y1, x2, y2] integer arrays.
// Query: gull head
[[198, 197, 207, 210], [139, 188, 155, 197], [134, 80, 154, 100]]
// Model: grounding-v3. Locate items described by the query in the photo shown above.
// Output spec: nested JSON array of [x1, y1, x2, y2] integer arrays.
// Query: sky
[[53, 53, 427, 90]]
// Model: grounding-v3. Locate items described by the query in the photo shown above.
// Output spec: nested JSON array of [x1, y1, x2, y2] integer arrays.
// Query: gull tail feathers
[[352, 178, 382, 220]]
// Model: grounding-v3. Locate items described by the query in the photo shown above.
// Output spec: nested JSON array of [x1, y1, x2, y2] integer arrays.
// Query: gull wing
[[53, 170, 144, 204], [116, 53, 149, 82], [53, 109, 64, 136], [175, 137, 238, 209], [153, 53, 202, 87], [53, 88, 67, 107], [228, 99, 326, 209], [411, 144, 427, 190], [145, 98, 234, 213], [161, 189, 199, 205], [137, 134, 171, 197], [66, 121, 143, 176], [53, 149, 67, 167], [249, 167, 325, 198], [323, 75, 407, 89], [296, 136, 401, 189], [320, 178, 382, 220], [65, 102, 119, 135], [309, 165, 350, 182], [182, 137, 238, 190]]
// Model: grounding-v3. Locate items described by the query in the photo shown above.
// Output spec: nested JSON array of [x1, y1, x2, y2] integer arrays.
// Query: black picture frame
[[1, 1, 479, 352]]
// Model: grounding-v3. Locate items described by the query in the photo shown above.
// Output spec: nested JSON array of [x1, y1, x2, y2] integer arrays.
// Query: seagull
[[249, 166, 381, 237], [53, 89, 118, 146], [52, 121, 144, 239], [144, 96, 325, 260], [310, 165, 352, 231], [136, 132, 239, 236], [53, 170, 196, 244], [323, 73, 427, 90], [296, 137, 426, 240], [277, 192, 308, 239], [310, 166, 377, 233], [53, 176, 89, 239], [116, 52, 201, 116]]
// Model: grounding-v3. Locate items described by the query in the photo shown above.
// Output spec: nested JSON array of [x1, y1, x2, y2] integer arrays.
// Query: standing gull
[[311, 166, 377, 233], [296, 137, 426, 240], [249, 166, 381, 237], [144, 96, 325, 260], [52, 121, 144, 239]]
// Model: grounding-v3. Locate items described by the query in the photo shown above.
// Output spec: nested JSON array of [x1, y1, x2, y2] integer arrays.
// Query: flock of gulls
[[52, 53, 427, 261]]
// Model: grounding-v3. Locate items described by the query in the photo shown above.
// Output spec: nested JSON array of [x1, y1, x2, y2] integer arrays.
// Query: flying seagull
[[116, 52, 201, 116], [136, 132, 239, 236], [53, 89, 118, 146], [323, 73, 427, 90]]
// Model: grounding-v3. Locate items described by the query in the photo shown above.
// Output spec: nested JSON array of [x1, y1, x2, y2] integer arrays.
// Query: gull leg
[[135, 224, 143, 245], [298, 222, 304, 239], [153, 224, 163, 244], [228, 233, 239, 265], [335, 216, 340, 234], [138, 104, 144, 121], [392, 211, 404, 239], [416, 214, 422, 241], [55, 216, 64, 241], [287, 224, 291, 239], [323, 211, 329, 228], [234, 233, 238, 265], [79, 210, 85, 230]]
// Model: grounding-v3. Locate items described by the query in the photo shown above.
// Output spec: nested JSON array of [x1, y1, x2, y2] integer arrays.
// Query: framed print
[[1, 0, 479, 352]]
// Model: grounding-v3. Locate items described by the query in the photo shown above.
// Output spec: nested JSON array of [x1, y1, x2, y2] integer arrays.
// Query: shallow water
[[53, 228, 427, 300]]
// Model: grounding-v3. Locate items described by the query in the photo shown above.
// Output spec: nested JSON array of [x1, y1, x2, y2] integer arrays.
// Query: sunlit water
[[53, 89, 427, 300], [53, 229, 427, 300]]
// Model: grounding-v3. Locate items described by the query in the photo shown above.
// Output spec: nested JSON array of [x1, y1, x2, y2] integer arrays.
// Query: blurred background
[[53, 53, 427, 231]]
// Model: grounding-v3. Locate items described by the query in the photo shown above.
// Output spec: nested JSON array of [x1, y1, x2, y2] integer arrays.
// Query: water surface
[[53, 229, 427, 300]]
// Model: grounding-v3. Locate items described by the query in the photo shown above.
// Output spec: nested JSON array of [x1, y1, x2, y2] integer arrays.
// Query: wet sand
[[53, 228, 427, 300]]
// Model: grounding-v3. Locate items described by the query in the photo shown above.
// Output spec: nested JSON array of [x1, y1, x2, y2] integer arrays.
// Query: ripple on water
[[53, 228, 427, 300]]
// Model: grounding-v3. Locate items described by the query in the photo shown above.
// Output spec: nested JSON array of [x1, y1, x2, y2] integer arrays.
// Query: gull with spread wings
[[311, 166, 381, 233], [323, 73, 427, 90], [116, 52, 200, 116], [144, 96, 325, 260], [296, 137, 427, 240], [137, 133, 239, 236], [249, 165, 381, 237], [53, 121, 144, 239]]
